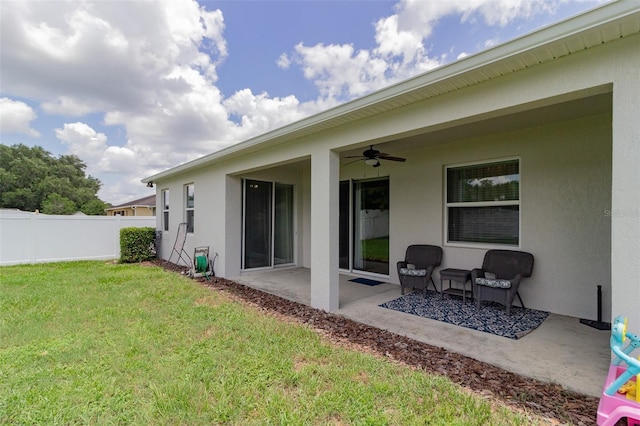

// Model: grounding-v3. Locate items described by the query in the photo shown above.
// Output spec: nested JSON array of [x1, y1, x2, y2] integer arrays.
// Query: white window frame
[[444, 157, 521, 249], [162, 189, 170, 232], [184, 183, 194, 233]]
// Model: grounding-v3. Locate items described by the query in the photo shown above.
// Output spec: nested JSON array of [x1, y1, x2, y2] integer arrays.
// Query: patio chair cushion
[[475, 277, 512, 289], [399, 267, 427, 277]]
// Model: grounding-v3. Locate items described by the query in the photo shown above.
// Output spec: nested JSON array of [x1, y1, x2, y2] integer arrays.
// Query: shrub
[[120, 227, 156, 263]]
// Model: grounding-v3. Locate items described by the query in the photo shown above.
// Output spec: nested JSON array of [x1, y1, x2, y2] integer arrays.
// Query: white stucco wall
[[345, 112, 611, 320], [152, 30, 638, 323], [611, 67, 640, 330], [156, 155, 312, 278]]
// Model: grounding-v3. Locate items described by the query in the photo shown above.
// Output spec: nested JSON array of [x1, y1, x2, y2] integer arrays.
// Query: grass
[[1, 261, 543, 425], [361, 237, 389, 262]]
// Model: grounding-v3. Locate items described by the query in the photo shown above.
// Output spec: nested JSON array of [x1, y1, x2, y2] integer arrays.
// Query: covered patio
[[231, 267, 611, 397]]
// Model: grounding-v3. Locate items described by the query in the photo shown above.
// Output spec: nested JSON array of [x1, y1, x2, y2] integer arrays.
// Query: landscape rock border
[[153, 260, 600, 425]]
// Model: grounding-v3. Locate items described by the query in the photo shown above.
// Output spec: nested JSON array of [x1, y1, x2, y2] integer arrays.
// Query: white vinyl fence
[[0, 212, 156, 266]]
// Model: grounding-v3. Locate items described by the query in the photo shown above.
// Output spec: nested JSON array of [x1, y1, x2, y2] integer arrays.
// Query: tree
[[41, 193, 77, 215], [81, 198, 109, 215], [0, 144, 107, 214]]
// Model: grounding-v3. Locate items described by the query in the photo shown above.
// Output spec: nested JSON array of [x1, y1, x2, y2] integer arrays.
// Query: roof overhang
[[143, 0, 640, 184]]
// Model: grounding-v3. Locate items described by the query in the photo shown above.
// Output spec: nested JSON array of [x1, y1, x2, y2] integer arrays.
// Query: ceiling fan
[[344, 145, 406, 167]]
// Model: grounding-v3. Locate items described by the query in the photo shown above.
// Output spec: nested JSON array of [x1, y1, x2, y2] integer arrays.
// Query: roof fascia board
[[143, 0, 639, 183]]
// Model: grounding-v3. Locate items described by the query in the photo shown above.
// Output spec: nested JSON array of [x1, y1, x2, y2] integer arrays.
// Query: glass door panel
[[274, 183, 294, 265], [339, 180, 350, 270], [243, 179, 273, 269], [353, 178, 389, 275]]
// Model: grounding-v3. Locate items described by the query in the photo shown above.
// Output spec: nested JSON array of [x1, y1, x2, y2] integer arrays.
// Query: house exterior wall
[[611, 59, 640, 330], [152, 30, 638, 323], [106, 206, 155, 217], [338, 113, 611, 320], [155, 153, 313, 276], [163, 166, 233, 270]]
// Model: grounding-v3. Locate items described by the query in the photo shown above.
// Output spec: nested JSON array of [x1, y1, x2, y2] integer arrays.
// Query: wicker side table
[[440, 268, 473, 303]]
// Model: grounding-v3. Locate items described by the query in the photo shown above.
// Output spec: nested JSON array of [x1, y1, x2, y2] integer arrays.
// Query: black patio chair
[[396, 245, 443, 297], [471, 249, 534, 315]]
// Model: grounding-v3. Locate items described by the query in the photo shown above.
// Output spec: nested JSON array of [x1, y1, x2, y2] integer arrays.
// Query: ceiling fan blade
[[343, 158, 364, 165], [378, 154, 406, 162], [344, 155, 366, 159]]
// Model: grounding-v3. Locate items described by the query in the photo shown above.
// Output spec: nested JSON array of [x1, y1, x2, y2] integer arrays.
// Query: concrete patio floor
[[230, 267, 611, 397]]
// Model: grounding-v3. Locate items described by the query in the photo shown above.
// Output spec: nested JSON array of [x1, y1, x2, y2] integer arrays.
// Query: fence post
[[115, 215, 121, 260], [28, 215, 37, 264]]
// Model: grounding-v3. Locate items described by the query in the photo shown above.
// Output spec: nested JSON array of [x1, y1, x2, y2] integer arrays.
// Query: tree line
[[0, 144, 110, 215]]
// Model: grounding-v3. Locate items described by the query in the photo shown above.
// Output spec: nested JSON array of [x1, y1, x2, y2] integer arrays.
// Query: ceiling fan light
[[365, 158, 379, 166]]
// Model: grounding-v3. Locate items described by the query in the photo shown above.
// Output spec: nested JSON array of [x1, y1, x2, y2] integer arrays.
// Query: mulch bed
[[152, 259, 603, 425]]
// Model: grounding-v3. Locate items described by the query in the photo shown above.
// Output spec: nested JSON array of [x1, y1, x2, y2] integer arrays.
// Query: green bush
[[120, 227, 156, 263]]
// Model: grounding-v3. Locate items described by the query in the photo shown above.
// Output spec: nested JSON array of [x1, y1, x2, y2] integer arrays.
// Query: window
[[185, 184, 194, 233], [162, 189, 169, 231], [446, 159, 519, 246]]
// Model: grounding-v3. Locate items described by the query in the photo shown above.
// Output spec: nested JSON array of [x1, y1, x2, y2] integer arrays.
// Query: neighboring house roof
[[106, 194, 156, 211], [142, 1, 640, 184]]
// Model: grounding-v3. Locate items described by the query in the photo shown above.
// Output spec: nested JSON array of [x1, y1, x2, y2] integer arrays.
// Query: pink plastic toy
[[597, 316, 640, 425]]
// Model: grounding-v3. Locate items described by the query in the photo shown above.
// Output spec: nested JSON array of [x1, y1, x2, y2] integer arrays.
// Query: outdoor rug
[[349, 277, 385, 286], [379, 291, 549, 339]]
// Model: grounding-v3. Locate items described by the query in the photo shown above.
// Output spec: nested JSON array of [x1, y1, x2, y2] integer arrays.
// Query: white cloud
[[223, 89, 333, 141], [0, 98, 41, 137], [276, 53, 291, 69], [98, 174, 156, 206], [54, 122, 151, 202], [397, 0, 558, 30], [1, 1, 228, 115], [1, 0, 319, 203], [374, 14, 425, 61], [41, 96, 96, 116], [292, 43, 390, 99], [98, 146, 137, 173], [283, 0, 565, 103], [469, 0, 557, 27], [0, 0, 584, 204], [483, 37, 501, 49], [55, 122, 108, 166]]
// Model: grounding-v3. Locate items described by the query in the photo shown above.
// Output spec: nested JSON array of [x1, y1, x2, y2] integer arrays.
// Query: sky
[[0, 0, 608, 206]]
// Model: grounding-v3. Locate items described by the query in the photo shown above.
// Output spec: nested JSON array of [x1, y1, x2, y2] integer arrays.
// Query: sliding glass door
[[243, 179, 294, 269], [339, 180, 351, 270], [340, 178, 389, 275], [274, 183, 294, 265], [243, 180, 273, 269]]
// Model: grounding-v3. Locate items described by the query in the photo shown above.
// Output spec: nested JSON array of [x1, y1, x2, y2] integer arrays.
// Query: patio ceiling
[[340, 90, 612, 158]]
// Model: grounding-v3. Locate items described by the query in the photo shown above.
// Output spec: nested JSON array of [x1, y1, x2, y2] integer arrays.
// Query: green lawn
[[361, 237, 389, 262], [1, 261, 541, 425]]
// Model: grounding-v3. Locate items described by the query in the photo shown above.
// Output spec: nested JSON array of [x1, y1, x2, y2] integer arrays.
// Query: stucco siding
[[150, 25, 637, 321], [611, 44, 640, 328], [337, 112, 611, 319]]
